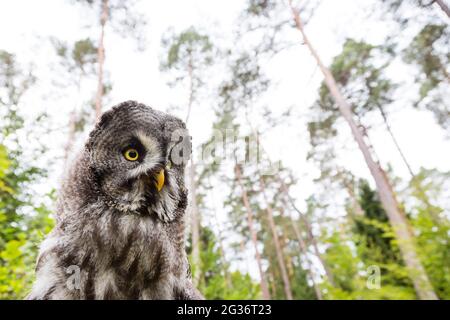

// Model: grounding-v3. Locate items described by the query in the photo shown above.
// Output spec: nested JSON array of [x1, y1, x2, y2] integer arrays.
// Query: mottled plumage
[[28, 101, 203, 300]]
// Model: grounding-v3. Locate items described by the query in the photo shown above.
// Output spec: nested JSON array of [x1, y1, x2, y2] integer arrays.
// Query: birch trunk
[[289, 2, 438, 300]]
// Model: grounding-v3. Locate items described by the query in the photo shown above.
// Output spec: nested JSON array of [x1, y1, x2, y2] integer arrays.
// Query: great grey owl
[[27, 101, 203, 300]]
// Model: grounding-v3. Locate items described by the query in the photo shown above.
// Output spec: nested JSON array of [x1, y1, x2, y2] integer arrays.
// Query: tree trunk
[[206, 175, 231, 289], [289, 2, 438, 300], [235, 164, 271, 300], [95, 0, 108, 120], [188, 159, 201, 288], [340, 176, 365, 217], [374, 108, 441, 224], [434, 0, 450, 17], [183, 53, 202, 288], [268, 270, 277, 298], [185, 52, 194, 124], [279, 206, 323, 300], [243, 110, 331, 293], [259, 177, 293, 300], [279, 232, 294, 279], [279, 180, 336, 287]]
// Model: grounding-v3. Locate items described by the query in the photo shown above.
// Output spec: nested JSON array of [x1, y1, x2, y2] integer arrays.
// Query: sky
[[0, 0, 449, 277]]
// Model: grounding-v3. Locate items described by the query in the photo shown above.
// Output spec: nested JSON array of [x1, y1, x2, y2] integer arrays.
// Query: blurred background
[[0, 0, 449, 300]]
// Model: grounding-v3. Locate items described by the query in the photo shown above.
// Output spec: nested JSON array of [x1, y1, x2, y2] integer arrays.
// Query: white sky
[[1, 0, 449, 278]]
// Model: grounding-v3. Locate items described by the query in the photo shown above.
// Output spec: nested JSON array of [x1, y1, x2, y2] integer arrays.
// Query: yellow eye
[[124, 148, 139, 161]]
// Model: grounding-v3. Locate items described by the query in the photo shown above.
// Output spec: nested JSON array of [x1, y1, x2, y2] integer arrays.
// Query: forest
[[0, 0, 449, 300]]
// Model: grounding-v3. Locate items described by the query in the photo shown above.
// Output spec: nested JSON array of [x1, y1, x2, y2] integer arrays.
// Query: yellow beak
[[155, 169, 165, 192]]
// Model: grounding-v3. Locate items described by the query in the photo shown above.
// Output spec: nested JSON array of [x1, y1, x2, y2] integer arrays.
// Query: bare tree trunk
[[289, 2, 438, 300], [268, 270, 277, 298], [95, 0, 108, 120], [370, 108, 442, 224], [183, 52, 202, 288], [235, 165, 271, 300], [279, 232, 294, 279], [245, 112, 334, 294], [208, 176, 232, 289], [216, 228, 232, 290], [434, 0, 450, 17], [185, 52, 194, 124], [189, 159, 201, 288], [279, 206, 323, 300], [279, 181, 336, 287], [340, 176, 365, 217], [259, 177, 293, 300]]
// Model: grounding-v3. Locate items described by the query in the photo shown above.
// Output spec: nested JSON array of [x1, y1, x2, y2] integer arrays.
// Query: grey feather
[[27, 101, 203, 300]]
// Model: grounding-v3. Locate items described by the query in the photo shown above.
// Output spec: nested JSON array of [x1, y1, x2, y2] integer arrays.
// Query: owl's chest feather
[[60, 210, 185, 299]]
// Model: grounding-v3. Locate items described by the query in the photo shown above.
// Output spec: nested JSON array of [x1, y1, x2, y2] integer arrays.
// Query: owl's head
[[81, 101, 191, 222]]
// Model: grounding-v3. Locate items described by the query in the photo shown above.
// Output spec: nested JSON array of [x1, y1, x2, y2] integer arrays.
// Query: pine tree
[[160, 27, 214, 288], [287, 1, 437, 300]]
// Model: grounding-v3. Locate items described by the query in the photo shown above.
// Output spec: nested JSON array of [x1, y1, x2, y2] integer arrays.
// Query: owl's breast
[[93, 212, 184, 299], [60, 210, 186, 299]]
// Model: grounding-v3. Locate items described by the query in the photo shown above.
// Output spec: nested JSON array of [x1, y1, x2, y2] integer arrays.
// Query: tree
[[403, 24, 449, 133], [160, 27, 214, 288], [74, 0, 147, 118], [379, 0, 450, 133], [0, 51, 54, 299], [52, 38, 98, 163], [235, 164, 271, 299], [405, 169, 450, 299], [287, 1, 437, 299], [381, 0, 450, 20], [186, 225, 260, 299]]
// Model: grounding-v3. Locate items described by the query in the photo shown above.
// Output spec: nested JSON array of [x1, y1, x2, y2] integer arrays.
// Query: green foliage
[[317, 38, 396, 118], [0, 50, 35, 138], [408, 169, 450, 299], [354, 181, 403, 265], [321, 228, 416, 300], [403, 24, 450, 131], [1, 0, 449, 301], [53, 38, 97, 74], [0, 145, 12, 194], [307, 39, 396, 184], [188, 226, 260, 300], [0, 50, 54, 299], [161, 27, 213, 70], [160, 27, 214, 115], [0, 143, 54, 299]]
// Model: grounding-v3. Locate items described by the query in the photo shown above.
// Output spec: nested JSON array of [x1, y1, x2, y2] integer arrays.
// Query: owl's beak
[[155, 169, 165, 192]]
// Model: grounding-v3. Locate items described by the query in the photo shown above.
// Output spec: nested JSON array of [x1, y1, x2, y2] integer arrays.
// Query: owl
[[27, 101, 203, 300]]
